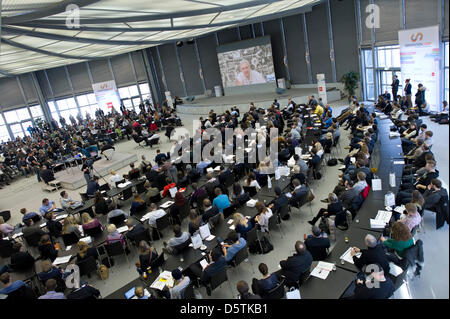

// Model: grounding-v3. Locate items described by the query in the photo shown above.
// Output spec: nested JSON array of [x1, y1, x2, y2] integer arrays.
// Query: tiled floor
[[1, 100, 448, 299]]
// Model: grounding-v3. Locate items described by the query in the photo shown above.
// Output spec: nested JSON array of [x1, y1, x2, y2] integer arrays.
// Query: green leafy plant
[[340, 71, 360, 97]]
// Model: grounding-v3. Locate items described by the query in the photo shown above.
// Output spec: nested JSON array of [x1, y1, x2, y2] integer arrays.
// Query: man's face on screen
[[240, 62, 250, 78]]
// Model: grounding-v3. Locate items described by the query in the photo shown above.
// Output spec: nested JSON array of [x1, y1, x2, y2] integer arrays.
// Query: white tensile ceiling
[[0, 0, 320, 77]]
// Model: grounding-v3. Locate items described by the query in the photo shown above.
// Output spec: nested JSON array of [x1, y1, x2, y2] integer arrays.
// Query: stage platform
[[177, 87, 342, 115], [54, 152, 138, 190]]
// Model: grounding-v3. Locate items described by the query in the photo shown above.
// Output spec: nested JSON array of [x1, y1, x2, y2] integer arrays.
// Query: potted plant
[[340, 71, 360, 97]]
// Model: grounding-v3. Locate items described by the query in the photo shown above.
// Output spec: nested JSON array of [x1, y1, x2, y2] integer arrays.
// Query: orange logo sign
[[410, 32, 423, 42]]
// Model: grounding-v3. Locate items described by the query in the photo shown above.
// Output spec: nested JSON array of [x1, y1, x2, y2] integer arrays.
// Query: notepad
[[79, 236, 92, 244], [160, 201, 174, 209], [370, 219, 386, 229], [213, 166, 221, 171], [199, 224, 211, 240], [229, 225, 235, 230], [200, 259, 209, 269], [340, 248, 361, 264], [140, 212, 152, 222], [246, 199, 257, 207], [53, 255, 72, 265], [375, 210, 392, 224], [205, 235, 216, 241], [372, 179, 382, 191], [65, 245, 72, 251], [55, 214, 68, 221], [117, 226, 128, 233], [394, 205, 406, 213], [118, 181, 132, 188], [206, 167, 214, 173], [227, 219, 234, 225]]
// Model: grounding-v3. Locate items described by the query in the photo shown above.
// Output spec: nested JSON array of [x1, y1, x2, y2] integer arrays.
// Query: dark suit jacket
[[201, 257, 227, 284], [280, 251, 313, 284], [218, 169, 231, 185], [10, 252, 35, 271], [305, 236, 330, 261], [353, 244, 390, 274], [202, 206, 220, 223]]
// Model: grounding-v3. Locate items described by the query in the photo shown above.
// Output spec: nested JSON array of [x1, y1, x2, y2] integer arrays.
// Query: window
[[29, 105, 44, 120], [445, 42, 449, 103], [362, 49, 375, 101], [10, 124, 24, 139], [76, 93, 98, 118], [53, 97, 80, 122], [0, 125, 10, 142], [4, 110, 20, 123]]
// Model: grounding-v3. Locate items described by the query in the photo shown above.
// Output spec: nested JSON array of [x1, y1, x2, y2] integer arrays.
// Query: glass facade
[[0, 105, 43, 140], [445, 42, 449, 103]]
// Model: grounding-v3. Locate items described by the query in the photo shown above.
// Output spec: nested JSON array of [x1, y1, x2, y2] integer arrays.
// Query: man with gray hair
[[235, 60, 266, 86], [350, 234, 390, 274]]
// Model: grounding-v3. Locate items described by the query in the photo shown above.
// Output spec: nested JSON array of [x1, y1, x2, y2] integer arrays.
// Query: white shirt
[[249, 180, 261, 190], [236, 70, 266, 85], [258, 208, 273, 232], [110, 174, 122, 183], [148, 209, 167, 226]]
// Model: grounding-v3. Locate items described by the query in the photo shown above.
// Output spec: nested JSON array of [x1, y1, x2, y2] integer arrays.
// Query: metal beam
[[326, 0, 337, 83], [261, 22, 265, 36], [13, 7, 313, 33], [64, 65, 82, 115], [146, 49, 164, 104], [193, 39, 207, 93], [302, 13, 313, 84], [2, 0, 102, 24], [85, 61, 94, 84], [237, 27, 241, 41], [107, 58, 117, 84], [30, 72, 52, 122], [17, 0, 281, 25], [355, 0, 364, 100], [251, 24, 256, 38], [401, 0, 406, 30], [155, 47, 168, 92], [279, 17, 291, 83], [128, 53, 143, 104], [174, 44, 188, 97], [15, 76, 35, 126], [141, 49, 160, 105]]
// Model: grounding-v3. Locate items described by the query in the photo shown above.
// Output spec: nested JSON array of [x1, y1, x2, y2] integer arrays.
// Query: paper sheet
[[229, 225, 235, 230], [65, 245, 72, 251], [160, 201, 174, 208], [205, 235, 216, 241], [200, 259, 209, 269], [79, 236, 92, 244], [199, 224, 211, 240], [372, 179, 382, 191], [393, 160, 405, 165], [12, 232, 23, 239], [117, 226, 128, 233], [375, 210, 392, 224], [227, 219, 234, 225], [246, 199, 257, 207], [310, 266, 330, 280], [53, 255, 72, 265], [340, 248, 361, 264]]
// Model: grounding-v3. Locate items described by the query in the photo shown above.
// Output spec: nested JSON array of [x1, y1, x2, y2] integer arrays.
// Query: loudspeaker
[[176, 41, 183, 47]]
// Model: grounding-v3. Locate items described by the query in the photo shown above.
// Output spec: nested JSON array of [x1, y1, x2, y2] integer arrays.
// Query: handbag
[[307, 190, 315, 203], [286, 287, 301, 299]]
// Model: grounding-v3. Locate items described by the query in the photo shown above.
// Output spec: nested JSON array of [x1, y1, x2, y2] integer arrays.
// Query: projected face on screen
[[217, 43, 276, 88]]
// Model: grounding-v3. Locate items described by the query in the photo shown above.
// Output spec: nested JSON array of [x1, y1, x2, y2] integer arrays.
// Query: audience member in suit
[[204, 173, 220, 198], [275, 241, 312, 287], [251, 263, 279, 298], [308, 193, 343, 226], [22, 218, 46, 239], [290, 179, 309, 207], [9, 242, 35, 271], [305, 226, 331, 261], [237, 280, 261, 299], [290, 165, 306, 186], [37, 260, 64, 286], [342, 265, 395, 299], [351, 234, 390, 274], [339, 180, 360, 211], [125, 220, 147, 243], [268, 186, 289, 215], [45, 212, 62, 238], [201, 199, 220, 223], [218, 166, 232, 185], [188, 249, 227, 292]]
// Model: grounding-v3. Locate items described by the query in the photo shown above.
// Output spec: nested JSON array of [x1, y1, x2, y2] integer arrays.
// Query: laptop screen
[[124, 287, 136, 299]]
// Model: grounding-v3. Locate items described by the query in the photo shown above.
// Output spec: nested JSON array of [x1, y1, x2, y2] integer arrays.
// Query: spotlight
[[186, 38, 195, 45], [176, 41, 183, 47]]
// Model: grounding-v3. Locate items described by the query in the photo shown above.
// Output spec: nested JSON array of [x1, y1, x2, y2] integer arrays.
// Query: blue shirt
[[0, 280, 26, 295], [212, 194, 230, 213], [225, 238, 246, 262], [38, 291, 66, 299], [39, 201, 55, 216], [22, 212, 39, 223]]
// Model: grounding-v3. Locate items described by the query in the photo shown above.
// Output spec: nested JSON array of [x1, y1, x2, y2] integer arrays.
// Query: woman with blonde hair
[[61, 217, 82, 238], [106, 224, 126, 248], [130, 193, 147, 216], [76, 240, 98, 262], [136, 240, 158, 275], [0, 216, 14, 237], [81, 212, 103, 232], [233, 212, 253, 239]]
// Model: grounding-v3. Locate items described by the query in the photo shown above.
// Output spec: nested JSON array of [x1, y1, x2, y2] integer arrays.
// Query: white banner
[[317, 74, 327, 105], [92, 80, 121, 112], [399, 26, 441, 112]]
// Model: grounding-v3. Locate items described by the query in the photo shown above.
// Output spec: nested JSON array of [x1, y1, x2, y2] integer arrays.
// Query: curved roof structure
[[0, 0, 319, 77]]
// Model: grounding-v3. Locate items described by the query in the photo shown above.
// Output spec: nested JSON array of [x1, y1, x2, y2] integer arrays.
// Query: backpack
[[314, 172, 322, 180], [98, 264, 109, 280], [249, 237, 273, 255], [327, 159, 337, 166]]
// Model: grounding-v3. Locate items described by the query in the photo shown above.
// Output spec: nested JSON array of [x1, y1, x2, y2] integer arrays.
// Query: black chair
[[207, 268, 232, 296], [177, 204, 190, 224], [133, 135, 146, 148], [0, 240, 15, 258], [265, 278, 285, 299], [297, 269, 311, 288], [83, 225, 103, 237], [119, 187, 133, 202], [225, 174, 234, 188], [62, 233, 80, 247], [108, 214, 126, 227], [5, 285, 36, 300], [267, 214, 282, 239], [229, 245, 252, 272], [151, 214, 170, 241], [243, 186, 257, 197], [245, 227, 261, 251], [0, 210, 11, 222], [182, 281, 196, 299], [76, 256, 98, 278], [128, 170, 141, 180], [130, 229, 150, 247], [104, 241, 129, 266], [150, 251, 165, 270], [172, 238, 191, 255], [24, 232, 43, 248], [222, 205, 236, 219], [149, 193, 162, 204], [99, 183, 111, 192], [136, 181, 146, 194], [79, 193, 90, 202], [31, 214, 42, 223]]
